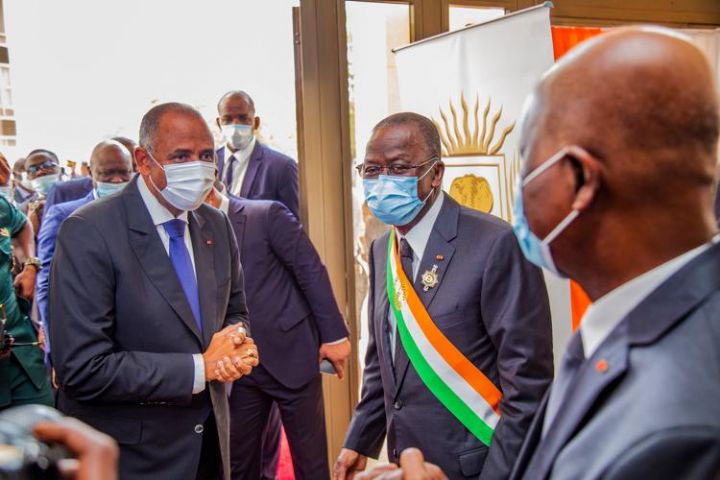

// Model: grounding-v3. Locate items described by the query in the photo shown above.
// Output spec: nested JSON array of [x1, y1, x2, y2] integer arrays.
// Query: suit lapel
[[375, 236, 398, 388], [123, 179, 203, 345], [510, 389, 551, 480], [216, 147, 225, 179], [394, 196, 459, 397], [239, 142, 263, 198], [189, 211, 217, 348], [527, 334, 629, 479]]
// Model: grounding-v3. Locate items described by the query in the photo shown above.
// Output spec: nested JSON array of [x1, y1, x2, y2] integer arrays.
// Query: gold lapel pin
[[435, 254, 444, 261]]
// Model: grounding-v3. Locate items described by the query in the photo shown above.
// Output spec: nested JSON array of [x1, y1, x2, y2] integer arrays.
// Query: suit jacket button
[[194, 424, 204, 434], [393, 400, 403, 410]]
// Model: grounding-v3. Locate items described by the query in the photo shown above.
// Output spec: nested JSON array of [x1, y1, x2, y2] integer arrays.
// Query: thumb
[[399, 448, 426, 478]]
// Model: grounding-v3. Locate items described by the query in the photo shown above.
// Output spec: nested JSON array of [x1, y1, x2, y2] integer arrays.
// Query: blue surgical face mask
[[363, 160, 437, 226], [31, 173, 60, 195], [0, 185, 12, 200], [95, 181, 128, 198], [512, 148, 580, 277]]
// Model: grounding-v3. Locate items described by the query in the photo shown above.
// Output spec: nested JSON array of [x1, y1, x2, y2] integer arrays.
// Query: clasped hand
[[203, 324, 259, 382]]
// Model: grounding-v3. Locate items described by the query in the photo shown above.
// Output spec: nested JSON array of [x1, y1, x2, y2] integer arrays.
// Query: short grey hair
[[373, 112, 441, 159], [139, 102, 205, 151]]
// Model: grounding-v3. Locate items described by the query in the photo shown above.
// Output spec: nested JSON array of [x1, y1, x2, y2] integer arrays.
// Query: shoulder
[[258, 143, 297, 168], [456, 202, 512, 236]]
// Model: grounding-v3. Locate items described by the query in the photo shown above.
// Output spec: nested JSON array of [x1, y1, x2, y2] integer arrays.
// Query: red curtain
[[550, 26, 603, 330]]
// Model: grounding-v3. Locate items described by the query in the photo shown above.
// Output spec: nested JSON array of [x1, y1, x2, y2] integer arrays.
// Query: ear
[[134, 147, 151, 176], [431, 161, 445, 188], [565, 145, 601, 212], [253, 116, 261, 131]]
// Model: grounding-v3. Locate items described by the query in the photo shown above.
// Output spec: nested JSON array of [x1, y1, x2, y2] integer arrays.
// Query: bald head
[[519, 27, 720, 298], [89, 140, 133, 184], [524, 27, 718, 200]]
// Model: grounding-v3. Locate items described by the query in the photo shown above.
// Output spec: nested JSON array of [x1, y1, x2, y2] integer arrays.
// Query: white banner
[[394, 4, 571, 367]]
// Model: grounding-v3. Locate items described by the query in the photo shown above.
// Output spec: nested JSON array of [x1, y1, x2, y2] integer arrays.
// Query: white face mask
[[147, 153, 216, 211], [31, 173, 60, 195], [222, 124, 253, 151], [0, 185, 12, 200]]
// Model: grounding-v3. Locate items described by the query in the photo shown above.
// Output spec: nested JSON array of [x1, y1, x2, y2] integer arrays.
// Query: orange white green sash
[[386, 229, 502, 446]]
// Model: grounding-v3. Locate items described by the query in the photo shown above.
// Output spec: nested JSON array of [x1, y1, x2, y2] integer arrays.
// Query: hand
[[33, 417, 119, 480], [13, 265, 37, 300], [38, 324, 46, 352], [355, 449, 447, 480], [334, 448, 367, 480], [203, 324, 258, 382], [319, 339, 351, 380]]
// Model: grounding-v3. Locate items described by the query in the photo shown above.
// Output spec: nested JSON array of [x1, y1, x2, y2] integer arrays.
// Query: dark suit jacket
[[510, 243, 720, 480], [344, 195, 554, 479], [217, 142, 299, 219], [50, 177, 249, 480], [36, 191, 95, 357], [226, 195, 347, 388], [44, 176, 93, 212]]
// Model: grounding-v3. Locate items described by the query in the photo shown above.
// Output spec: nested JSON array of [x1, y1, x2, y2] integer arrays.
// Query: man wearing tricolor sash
[[335, 113, 554, 480]]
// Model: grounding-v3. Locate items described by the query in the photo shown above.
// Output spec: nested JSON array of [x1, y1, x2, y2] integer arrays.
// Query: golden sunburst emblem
[[432, 93, 519, 221]]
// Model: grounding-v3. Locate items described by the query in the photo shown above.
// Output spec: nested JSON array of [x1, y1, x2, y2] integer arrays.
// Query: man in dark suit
[[216, 90, 299, 218], [205, 183, 350, 479], [36, 140, 133, 362], [216, 89, 300, 477], [50, 103, 259, 480], [505, 28, 720, 480], [335, 113, 554, 480]]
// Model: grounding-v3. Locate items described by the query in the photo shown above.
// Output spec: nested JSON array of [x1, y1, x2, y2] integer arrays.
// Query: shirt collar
[[224, 136, 257, 164], [218, 191, 230, 214], [137, 175, 188, 226], [396, 192, 445, 264], [579, 236, 718, 357]]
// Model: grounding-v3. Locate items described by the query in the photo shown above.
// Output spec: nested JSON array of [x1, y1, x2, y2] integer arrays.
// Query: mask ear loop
[[418, 159, 439, 203]]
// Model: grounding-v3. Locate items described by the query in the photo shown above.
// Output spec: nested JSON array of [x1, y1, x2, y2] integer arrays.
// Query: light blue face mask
[[0, 186, 12, 200], [95, 181, 128, 198], [31, 173, 60, 195], [512, 148, 580, 277], [363, 160, 437, 226]]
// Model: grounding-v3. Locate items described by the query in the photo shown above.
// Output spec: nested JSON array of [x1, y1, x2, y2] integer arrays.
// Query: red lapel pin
[[595, 359, 609, 373], [206, 239, 213, 245]]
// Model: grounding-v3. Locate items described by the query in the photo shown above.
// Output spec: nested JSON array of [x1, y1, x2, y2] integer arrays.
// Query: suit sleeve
[[223, 212, 250, 331], [277, 159, 299, 220], [343, 241, 387, 458], [604, 427, 720, 479], [479, 228, 554, 480], [50, 215, 195, 405], [267, 201, 348, 343], [36, 204, 64, 352]]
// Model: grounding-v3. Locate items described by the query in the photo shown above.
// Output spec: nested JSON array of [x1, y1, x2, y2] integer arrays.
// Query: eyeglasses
[[356, 157, 439, 178], [26, 160, 59, 176]]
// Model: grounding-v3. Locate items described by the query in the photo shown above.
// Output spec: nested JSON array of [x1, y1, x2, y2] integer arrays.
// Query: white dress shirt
[[388, 192, 445, 360], [222, 136, 256, 196], [579, 237, 717, 358], [137, 176, 205, 393]]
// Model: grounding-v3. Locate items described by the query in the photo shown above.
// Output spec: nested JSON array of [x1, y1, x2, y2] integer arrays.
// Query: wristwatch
[[24, 257, 41, 271]]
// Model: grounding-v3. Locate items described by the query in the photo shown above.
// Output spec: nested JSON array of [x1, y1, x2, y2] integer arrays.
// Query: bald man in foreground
[[359, 26, 720, 480]]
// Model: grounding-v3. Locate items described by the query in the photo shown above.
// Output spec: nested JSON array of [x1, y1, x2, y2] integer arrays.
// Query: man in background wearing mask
[[24, 149, 61, 234], [12, 158, 34, 212], [36, 140, 133, 365], [204, 180, 350, 479], [216, 89, 300, 478], [334, 113, 553, 480], [216, 90, 299, 219], [50, 103, 259, 480]]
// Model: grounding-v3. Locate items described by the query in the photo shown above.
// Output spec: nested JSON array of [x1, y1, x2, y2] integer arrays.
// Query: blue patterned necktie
[[162, 219, 202, 332]]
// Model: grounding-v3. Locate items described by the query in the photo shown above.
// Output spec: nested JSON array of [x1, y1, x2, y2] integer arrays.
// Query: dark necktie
[[225, 154, 237, 190], [399, 238, 414, 282], [543, 331, 585, 435], [163, 219, 202, 332]]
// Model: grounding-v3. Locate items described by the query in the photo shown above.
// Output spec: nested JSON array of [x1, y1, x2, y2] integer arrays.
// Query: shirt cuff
[[324, 337, 348, 346], [192, 354, 206, 394]]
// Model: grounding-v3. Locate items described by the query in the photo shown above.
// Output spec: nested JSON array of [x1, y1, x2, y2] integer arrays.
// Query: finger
[[221, 356, 242, 380], [332, 358, 345, 380], [238, 364, 252, 376], [215, 359, 233, 382], [425, 464, 448, 480], [334, 461, 347, 480], [399, 448, 427, 479]]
